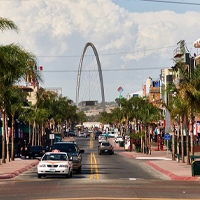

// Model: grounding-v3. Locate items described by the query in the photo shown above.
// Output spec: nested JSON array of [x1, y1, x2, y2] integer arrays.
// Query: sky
[[1, 0, 200, 103]]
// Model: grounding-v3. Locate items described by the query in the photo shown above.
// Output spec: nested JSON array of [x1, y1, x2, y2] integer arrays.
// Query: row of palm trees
[[100, 60, 200, 164], [100, 96, 163, 152], [0, 17, 40, 163], [0, 17, 86, 163], [164, 61, 200, 164]]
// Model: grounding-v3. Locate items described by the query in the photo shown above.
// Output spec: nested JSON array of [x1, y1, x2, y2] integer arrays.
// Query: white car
[[79, 132, 87, 137], [98, 135, 107, 143], [115, 135, 124, 143], [37, 150, 73, 178]]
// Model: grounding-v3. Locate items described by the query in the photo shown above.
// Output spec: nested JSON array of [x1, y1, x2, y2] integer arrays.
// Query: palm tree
[[142, 101, 163, 154], [6, 86, 26, 161], [174, 62, 200, 162], [0, 24, 41, 162]]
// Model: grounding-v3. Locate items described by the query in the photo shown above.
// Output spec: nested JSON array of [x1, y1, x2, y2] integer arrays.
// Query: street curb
[[145, 161, 198, 181], [120, 152, 135, 158], [0, 160, 39, 180]]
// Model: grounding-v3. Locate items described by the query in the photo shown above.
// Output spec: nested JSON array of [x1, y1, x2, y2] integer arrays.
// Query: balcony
[[174, 47, 184, 58]]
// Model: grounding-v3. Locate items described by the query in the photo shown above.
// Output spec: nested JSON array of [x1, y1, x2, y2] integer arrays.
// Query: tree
[[0, 18, 41, 162], [6, 86, 26, 161]]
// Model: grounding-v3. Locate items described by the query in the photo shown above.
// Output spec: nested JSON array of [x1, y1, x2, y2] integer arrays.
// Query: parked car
[[115, 135, 124, 143], [29, 146, 44, 159], [37, 150, 73, 178], [51, 142, 84, 173], [95, 131, 102, 140], [68, 131, 76, 137], [98, 142, 114, 155]]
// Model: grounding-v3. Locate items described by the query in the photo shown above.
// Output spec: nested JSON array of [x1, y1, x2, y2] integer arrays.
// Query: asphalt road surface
[[0, 136, 200, 200]]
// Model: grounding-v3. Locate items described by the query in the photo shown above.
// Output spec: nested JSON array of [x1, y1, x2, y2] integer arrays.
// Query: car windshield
[[30, 146, 42, 150], [102, 143, 110, 146], [52, 144, 78, 153], [42, 153, 68, 161]]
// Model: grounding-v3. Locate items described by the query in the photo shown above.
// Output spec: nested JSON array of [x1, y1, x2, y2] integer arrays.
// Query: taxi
[[37, 150, 73, 178]]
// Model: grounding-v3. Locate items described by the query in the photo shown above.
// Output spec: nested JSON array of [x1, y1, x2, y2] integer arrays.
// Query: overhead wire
[[138, 0, 200, 6], [37, 42, 193, 58]]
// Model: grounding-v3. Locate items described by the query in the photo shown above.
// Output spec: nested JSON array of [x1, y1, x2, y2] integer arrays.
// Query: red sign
[[40, 66, 43, 71], [117, 86, 122, 92]]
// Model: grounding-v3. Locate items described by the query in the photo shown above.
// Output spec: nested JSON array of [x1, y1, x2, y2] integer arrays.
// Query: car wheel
[[29, 156, 31, 159], [38, 174, 41, 178]]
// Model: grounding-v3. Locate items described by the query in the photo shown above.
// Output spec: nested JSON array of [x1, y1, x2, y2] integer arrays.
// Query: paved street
[[0, 136, 200, 199]]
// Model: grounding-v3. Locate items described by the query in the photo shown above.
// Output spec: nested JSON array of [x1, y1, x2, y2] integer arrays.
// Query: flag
[[185, 124, 187, 136], [119, 88, 124, 93], [8, 127, 11, 137], [40, 66, 43, 71], [194, 122, 198, 136], [150, 127, 153, 135], [18, 129, 21, 138], [117, 86, 122, 92], [156, 126, 160, 135]]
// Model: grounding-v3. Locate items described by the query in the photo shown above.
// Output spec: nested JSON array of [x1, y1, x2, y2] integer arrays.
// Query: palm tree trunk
[[29, 120, 31, 145], [37, 124, 40, 146], [186, 117, 190, 165], [32, 120, 36, 146], [42, 123, 45, 147], [145, 124, 147, 154], [172, 123, 175, 161], [180, 116, 185, 163], [1, 111, 6, 163], [5, 114, 10, 162], [189, 107, 194, 156], [149, 124, 151, 155], [177, 121, 180, 155], [11, 114, 15, 161]]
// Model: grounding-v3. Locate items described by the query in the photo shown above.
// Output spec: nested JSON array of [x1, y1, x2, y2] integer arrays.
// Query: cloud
[[0, 0, 200, 102]]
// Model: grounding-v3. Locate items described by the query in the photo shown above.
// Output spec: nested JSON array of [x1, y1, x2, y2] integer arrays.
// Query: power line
[[37, 42, 193, 58], [138, 0, 200, 6], [41, 67, 164, 73]]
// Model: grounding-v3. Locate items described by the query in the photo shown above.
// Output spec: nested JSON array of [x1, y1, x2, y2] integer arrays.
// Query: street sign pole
[[167, 140, 168, 156]]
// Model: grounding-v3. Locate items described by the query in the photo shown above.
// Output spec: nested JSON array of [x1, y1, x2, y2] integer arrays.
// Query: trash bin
[[191, 161, 200, 177], [119, 141, 124, 147]]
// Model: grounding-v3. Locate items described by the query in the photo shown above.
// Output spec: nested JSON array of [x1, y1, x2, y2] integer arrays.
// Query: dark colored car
[[95, 131, 102, 140], [29, 146, 44, 159], [98, 142, 114, 155], [68, 131, 76, 137], [51, 142, 84, 173]]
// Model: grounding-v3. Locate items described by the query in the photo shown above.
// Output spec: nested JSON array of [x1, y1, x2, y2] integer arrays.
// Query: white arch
[[76, 42, 105, 111]]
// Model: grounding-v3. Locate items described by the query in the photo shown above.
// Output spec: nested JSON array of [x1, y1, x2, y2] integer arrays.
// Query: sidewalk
[[0, 137, 74, 179], [110, 138, 200, 181], [0, 158, 39, 179], [0, 137, 200, 180]]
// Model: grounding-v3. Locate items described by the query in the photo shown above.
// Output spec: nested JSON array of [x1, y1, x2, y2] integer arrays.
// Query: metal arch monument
[[76, 42, 105, 111]]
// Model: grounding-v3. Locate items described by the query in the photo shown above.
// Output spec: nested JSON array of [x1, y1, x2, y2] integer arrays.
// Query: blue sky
[[1, 0, 200, 103], [112, 0, 200, 13]]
